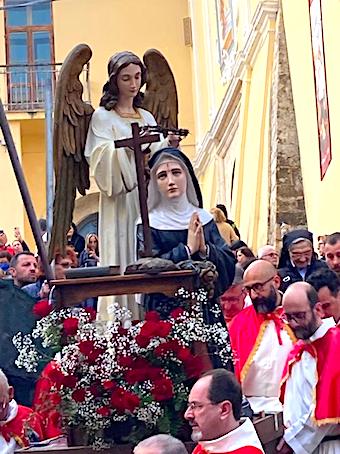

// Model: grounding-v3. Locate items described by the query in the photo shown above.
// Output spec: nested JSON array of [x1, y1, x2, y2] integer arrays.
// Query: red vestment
[[32, 360, 63, 438], [281, 325, 340, 425], [0, 403, 44, 447], [229, 305, 295, 382]]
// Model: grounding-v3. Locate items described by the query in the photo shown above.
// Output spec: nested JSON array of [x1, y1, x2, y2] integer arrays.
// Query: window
[[5, 0, 54, 109]]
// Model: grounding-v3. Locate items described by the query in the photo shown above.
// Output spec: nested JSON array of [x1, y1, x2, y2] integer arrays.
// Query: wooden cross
[[114, 123, 160, 257]]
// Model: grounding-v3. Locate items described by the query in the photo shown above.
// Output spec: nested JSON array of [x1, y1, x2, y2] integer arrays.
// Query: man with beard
[[229, 260, 295, 414], [185, 369, 263, 453], [279, 282, 340, 454]]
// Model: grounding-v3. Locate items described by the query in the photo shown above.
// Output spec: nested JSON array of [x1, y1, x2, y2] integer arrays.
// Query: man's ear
[[314, 302, 324, 318], [272, 274, 281, 289], [220, 400, 233, 420], [8, 386, 14, 401], [8, 267, 16, 278]]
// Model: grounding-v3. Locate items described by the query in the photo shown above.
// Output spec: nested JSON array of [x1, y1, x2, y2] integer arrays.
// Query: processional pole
[[0, 99, 54, 282]]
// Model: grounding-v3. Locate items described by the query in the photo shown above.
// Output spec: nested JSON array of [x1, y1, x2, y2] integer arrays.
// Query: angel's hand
[[167, 131, 180, 148]]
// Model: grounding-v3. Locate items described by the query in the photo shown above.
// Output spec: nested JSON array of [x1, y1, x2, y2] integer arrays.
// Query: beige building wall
[[282, 0, 340, 236]]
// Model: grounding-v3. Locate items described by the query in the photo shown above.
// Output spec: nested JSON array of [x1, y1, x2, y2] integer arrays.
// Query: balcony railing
[[0, 62, 91, 112]]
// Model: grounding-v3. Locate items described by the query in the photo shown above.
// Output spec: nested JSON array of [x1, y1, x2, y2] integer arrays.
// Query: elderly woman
[[137, 148, 235, 368]]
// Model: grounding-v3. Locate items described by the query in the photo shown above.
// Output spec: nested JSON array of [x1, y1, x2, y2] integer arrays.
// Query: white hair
[[0, 369, 9, 388], [134, 434, 187, 454]]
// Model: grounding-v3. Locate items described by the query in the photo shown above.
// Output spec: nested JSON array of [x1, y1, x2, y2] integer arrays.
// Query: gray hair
[[0, 369, 9, 388], [134, 434, 187, 454]]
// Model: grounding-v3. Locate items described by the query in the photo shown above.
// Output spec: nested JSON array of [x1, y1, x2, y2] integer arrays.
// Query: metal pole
[[44, 79, 54, 243], [0, 98, 54, 282]]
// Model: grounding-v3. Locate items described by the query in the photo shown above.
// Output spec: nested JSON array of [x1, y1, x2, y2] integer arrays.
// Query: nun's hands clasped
[[187, 212, 206, 256]]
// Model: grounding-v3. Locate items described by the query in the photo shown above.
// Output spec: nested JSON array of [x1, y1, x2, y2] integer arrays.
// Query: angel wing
[[142, 49, 178, 129], [49, 44, 94, 261]]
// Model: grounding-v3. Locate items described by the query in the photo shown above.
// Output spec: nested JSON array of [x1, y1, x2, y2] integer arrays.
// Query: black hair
[[307, 268, 340, 298], [325, 232, 340, 246], [202, 369, 242, 420], [229, 240, 247, 251], [9, 251, 35, 268]]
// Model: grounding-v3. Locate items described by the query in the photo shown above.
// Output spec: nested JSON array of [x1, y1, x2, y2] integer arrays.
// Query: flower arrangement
[[13, 289, 232, 448]]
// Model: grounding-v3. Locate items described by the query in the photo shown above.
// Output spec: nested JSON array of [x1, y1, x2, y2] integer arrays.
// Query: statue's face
[[155, 160, 187, 200], [116, 63, 142, 100]]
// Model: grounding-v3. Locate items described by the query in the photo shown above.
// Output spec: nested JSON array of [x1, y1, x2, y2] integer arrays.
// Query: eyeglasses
[[244, 275, 275, 293], [290, 250, 313, 260], [262, 252, 279, 258], [282, 310, 310, 323], [186, 401, 219, 412]]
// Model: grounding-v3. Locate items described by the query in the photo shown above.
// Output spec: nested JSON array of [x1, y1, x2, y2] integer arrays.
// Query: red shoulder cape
[[0, 405, 44, 447], [281, 326, 340, 425], [229, 305, 294, 382]]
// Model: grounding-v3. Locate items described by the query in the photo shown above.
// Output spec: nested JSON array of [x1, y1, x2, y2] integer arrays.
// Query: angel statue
[[49, 44, 179, 320]]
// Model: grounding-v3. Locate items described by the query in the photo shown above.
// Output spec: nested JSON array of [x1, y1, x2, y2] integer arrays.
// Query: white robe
[[284, 318, 340, 454], [84, 107, 168, 320], [196, 418, 264, 453], [242, 321, 294, 414]]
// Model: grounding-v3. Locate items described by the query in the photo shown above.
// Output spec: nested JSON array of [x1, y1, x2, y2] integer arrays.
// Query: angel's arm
[[85, 109, 137, 197]]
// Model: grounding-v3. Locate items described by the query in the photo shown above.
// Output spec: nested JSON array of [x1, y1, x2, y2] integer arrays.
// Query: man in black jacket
[[278, 229, 328, 293]]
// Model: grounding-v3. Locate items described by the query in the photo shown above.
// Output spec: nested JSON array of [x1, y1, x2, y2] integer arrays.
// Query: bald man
[[0, 369, 45, 452], [229, 260, 295, 414], [279, 282, 339, 454]]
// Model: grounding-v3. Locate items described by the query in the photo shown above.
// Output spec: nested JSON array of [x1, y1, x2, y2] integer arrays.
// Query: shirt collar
[[309, 317, 335, 342]]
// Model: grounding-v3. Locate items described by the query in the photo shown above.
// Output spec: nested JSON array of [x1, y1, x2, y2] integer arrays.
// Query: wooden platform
[[51, 270, 196, 307]]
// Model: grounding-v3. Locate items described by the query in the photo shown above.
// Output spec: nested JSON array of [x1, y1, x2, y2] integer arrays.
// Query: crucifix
[[114, 123, 160, 257]]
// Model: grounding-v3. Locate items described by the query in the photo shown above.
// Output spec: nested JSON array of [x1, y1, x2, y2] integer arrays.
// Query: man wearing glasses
[[257, 245, 279, 268], [229, 260, 295, 414], [185, 369, 263, 453], [279, 282, 339, 454]]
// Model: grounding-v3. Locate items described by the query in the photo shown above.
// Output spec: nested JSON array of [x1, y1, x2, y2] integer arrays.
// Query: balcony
[[0, 62, 91, 112]]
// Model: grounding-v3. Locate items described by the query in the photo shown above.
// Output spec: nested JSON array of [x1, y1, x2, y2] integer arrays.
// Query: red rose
[[135, 334, 150, 348], [139, 321, 158, 338], [33, 300, 53, 318], [63, 375, 78, 388], [154, 340, 181, 357], [184, 356, 204, 379], [84, 307, 96, 321], [79, 340, 95, 356], [156, 321, 172, 338], [147, 367, 163, 381], [63, 317, 79, 336], [125, 369, 148, 384], [145, 311, 160, 322], [48, 368, 66, 389], [72, 388, 86, 402], [151, 377, 174, 401], [96, 406, 111, 417], [177, 347, 192, 362], [87, 348, 105, 364], [103, 380, 116, 391], [133, 358, 150, 369], [170, 307, 184, 319], [110, 388, 140, 414], [118, 326, 128, 336], [117, 355, 134, 368]]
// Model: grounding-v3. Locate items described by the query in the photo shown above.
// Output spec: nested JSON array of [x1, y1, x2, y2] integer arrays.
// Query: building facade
[[189, 0, 340, 251]]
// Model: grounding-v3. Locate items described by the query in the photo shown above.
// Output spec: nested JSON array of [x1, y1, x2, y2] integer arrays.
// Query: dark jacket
[[278, 259, 328, 293]]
